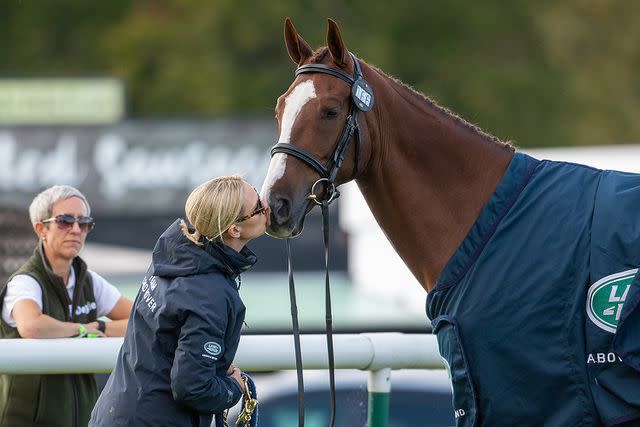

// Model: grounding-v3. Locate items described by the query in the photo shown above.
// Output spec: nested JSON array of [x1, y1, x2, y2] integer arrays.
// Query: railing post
[[367, 367, 391, 427]]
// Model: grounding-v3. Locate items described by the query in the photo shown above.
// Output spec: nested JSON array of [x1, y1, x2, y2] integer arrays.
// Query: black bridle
[[271, 52, 374, 205], [271, 53, 374, 427]]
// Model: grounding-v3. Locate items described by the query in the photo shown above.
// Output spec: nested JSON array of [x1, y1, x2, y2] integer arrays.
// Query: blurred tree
[[531, 1, 640, 145], [0, 0, 638, 147], [0, 1, 132, 73]]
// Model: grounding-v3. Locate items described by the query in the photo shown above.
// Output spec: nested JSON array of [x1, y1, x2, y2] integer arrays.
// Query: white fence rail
[[0, 333, 442, 375]]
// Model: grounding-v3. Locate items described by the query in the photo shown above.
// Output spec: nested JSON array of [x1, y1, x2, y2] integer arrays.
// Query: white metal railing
[[0, 332, 442, 374], [0, 333, 444, 427]]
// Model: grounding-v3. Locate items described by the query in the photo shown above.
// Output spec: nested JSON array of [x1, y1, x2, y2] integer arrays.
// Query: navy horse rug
[[427, 152, 640, 426]]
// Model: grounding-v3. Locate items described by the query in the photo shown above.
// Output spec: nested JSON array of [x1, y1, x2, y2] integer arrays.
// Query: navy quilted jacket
[[90, 219, 256, 427]]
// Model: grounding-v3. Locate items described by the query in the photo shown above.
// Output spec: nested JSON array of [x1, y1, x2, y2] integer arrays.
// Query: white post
[[368, 368, 392, 427]]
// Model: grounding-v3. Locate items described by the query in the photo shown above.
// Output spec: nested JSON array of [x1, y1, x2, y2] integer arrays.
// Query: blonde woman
[[90, 176, 269, 427]]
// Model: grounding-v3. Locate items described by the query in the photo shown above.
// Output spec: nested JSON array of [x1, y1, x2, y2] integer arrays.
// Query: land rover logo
[[587, 269, 636, 333], [204, 341, 222, 356]]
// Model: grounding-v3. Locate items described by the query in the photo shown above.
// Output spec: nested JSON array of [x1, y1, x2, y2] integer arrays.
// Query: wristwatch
[[97, 320, 106, 333]]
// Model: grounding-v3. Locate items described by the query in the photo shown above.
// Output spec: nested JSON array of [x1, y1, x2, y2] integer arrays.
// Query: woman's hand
[[227, 364, 243, 390], [82, 322, 106, 337]]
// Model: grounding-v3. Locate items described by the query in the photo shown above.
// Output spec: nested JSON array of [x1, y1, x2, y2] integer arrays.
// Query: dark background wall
[[88, 210, 348, 272], [0, 208, 37, 285]]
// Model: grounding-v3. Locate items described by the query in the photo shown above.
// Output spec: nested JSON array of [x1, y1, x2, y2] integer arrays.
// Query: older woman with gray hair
[[0, 184, 133, 427]]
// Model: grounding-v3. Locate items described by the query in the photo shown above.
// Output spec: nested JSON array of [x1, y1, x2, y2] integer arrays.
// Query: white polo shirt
[[2, 268, 122, 327]]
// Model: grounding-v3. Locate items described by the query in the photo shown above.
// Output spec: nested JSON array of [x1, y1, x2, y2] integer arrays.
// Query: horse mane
[[310, 47, 515, 152], [372, 64, 515, 151]]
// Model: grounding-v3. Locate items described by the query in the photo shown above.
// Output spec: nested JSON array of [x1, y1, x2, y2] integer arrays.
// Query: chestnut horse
[[262, 18, 640, 427]]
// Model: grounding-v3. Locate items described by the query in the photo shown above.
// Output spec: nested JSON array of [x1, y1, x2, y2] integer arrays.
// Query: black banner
[[0, 119, 276, 214]]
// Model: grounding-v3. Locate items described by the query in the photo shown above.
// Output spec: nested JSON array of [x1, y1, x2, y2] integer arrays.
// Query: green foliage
[[1, 0, 639, 147]]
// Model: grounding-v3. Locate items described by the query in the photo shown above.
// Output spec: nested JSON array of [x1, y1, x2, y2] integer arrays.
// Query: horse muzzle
[[266, 194, 310, 238]]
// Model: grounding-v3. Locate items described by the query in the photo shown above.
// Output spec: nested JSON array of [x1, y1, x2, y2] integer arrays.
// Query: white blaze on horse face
[[261, 80, 317, 200]]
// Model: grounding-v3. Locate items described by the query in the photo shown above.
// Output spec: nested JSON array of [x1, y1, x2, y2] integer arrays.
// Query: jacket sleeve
[[169, 302, 243, 413]]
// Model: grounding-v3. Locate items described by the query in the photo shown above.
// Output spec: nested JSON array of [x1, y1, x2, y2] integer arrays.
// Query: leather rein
[[270, 53, 374, 427]]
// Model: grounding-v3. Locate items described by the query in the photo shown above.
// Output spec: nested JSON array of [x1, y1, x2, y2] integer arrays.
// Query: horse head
[[261, 18, 375, 238]]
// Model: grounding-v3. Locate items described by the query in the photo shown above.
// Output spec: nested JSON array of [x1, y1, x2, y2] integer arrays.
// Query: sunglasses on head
[[236, 189, 267, 222], [42, 214, 95, 232]]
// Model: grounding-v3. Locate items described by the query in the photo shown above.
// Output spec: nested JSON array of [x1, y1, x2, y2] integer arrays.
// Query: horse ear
[[326, 18, 348, 67], [284, 18, 313, 66]]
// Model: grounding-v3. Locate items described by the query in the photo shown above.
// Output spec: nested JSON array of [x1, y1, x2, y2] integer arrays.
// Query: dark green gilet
[[0, 244, 98, 427]]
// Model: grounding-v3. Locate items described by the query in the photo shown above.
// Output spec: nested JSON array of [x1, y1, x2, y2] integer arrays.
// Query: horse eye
[[322, 108, 339, 119]]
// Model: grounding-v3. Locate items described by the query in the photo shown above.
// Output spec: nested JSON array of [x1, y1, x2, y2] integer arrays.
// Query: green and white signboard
[[0, 78, 124, 124]]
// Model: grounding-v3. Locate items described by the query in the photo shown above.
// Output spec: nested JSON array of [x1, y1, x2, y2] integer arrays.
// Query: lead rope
[[287, 238, 306, 427], [322, 200, 337, 427], [286, 200, 337, 427]]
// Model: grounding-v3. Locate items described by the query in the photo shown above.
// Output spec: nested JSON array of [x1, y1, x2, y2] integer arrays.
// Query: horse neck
[[356, 68, 513, 292]]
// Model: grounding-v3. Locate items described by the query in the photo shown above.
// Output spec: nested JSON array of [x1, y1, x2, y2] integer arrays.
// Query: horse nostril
[[273, 197, 291, 224]]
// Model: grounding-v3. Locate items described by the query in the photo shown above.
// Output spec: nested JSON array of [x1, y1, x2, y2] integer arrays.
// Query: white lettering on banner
[[454, 408, 466, 418], [0, 130, 270, 207], [140, 276, 157, 313], [93, 133, 269, 200], [0, 132, 81, 190], [586, 352, 623, 364]]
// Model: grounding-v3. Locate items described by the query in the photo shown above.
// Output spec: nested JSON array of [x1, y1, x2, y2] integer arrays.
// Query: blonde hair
[[179, 175, 245, 245]]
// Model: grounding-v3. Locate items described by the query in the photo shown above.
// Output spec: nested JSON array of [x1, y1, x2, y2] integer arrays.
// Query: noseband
[[270, 52, 374, 204]]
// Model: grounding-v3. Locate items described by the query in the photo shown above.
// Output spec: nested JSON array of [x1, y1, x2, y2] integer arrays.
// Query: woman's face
[[237, 181, 270, 241], [39, 196, 90, 262]]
